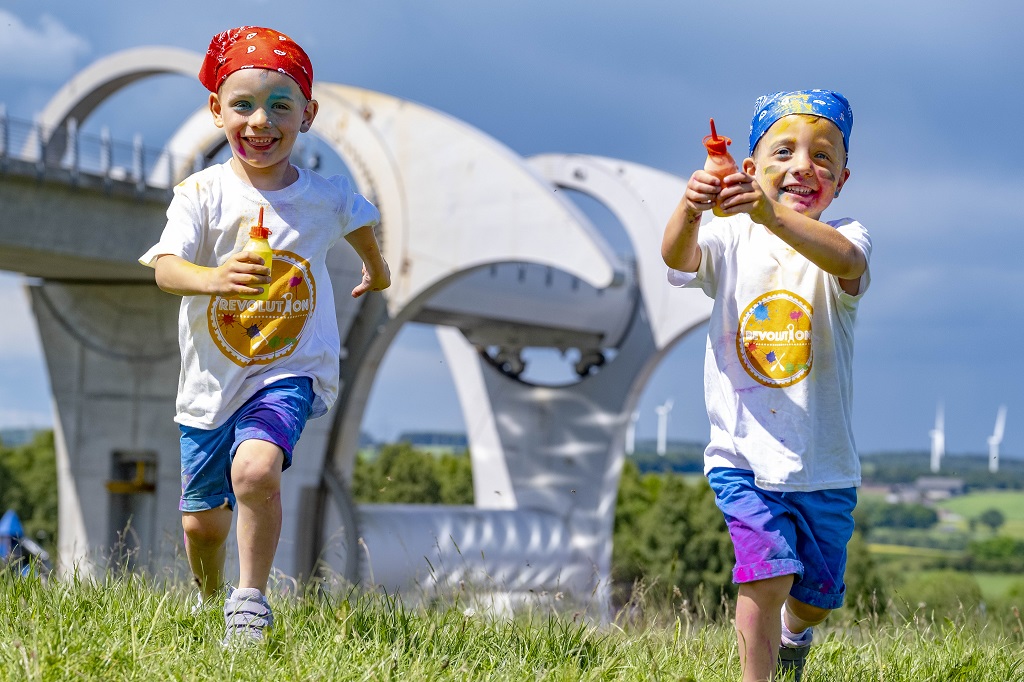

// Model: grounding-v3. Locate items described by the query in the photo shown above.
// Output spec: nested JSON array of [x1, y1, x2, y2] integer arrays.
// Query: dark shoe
[[777, 643, 810, 681]]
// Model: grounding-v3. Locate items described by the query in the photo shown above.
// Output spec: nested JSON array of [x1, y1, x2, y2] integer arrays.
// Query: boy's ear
[[300, 99, 319, 133], [742, 157, 756, 175], [834, 167, 851, 198], [209, 93, 225, 129]]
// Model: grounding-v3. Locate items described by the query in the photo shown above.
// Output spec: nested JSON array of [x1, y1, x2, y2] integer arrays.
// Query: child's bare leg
[[735, 574, 794, 682], [182, 508, 232, 598], [784, 597, 831, 635], [231, 439, 284, 593]]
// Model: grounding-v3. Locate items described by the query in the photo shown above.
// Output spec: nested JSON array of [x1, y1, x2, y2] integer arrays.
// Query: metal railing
[[0, 105, 209, 196]]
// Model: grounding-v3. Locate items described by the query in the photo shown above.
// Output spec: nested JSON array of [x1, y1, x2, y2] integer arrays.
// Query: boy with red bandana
[[140, 26, 390, 644], [661, 90, 870, 681]]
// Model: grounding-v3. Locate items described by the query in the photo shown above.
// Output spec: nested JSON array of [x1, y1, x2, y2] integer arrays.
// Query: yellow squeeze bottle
[[702, 118, 739, 218], [239, 206, 273, 301]]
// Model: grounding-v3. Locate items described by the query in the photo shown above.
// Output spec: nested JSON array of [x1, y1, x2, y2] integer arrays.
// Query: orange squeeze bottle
[[238, 206, 273, 301], [702, 118, 738, 217]]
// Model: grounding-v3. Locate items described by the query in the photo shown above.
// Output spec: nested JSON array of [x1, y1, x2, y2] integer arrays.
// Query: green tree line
[[0, 430, 59, 553]]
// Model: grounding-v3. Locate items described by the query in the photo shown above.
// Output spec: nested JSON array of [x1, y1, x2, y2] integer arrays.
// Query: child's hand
[[351, 259, 391, 298], [718, 169, 778, 227], [683, 170, 725, 216], [211, 251, 271, 296]]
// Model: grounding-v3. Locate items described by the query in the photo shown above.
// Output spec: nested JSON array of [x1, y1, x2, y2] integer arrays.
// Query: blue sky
[[0, 1, 1021, 459]]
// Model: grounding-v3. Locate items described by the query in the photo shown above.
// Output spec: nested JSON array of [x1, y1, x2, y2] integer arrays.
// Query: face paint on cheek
[[761, 165, 783, 200], [817, 167, 840, 202]]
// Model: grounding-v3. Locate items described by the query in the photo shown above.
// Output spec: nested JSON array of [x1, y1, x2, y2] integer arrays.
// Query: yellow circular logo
[[736, 290, 813, 388], [207, 251, 316, 367]]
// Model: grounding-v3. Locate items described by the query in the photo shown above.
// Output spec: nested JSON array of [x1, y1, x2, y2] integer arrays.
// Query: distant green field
[[937, 490, 1024, 520], [907, 570, 1024, 601], [867, 543, 957, 559], [935, 490, 1024, 539], [971, 572, 1024, 601]]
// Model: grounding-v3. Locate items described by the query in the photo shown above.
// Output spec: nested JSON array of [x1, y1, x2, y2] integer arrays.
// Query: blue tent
[[1, 509, 52, 577], [0, 509, 24, 557]]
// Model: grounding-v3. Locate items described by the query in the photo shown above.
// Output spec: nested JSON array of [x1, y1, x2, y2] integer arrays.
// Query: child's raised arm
[[153, 252, 271, 298], [661, 169, 723, 272], [718, 164, 866, 294], [345, 225, 391, 298]]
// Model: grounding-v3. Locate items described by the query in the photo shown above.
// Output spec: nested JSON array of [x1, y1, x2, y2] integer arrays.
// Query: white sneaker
[[191, 584, 235, 615], [222, 587, 274, 646]]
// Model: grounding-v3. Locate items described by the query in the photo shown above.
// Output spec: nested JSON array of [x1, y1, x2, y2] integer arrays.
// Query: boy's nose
[[249, 107, 272, 128], [791, 152, 814, 175]]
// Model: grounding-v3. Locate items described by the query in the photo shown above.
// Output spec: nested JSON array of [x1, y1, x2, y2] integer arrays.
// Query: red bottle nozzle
[[249, 206, 272, 239], [703, 118, 732, 155]]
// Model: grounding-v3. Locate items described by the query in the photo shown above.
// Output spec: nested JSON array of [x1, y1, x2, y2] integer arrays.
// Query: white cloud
[[0, 11, 90, 81]]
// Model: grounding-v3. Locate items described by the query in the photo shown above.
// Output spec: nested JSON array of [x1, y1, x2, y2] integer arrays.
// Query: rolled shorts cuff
[[180, 493, 234, 513], [233, 425, 295, 470], [734, 558, 803, 584], [791, 581, 846, 610]]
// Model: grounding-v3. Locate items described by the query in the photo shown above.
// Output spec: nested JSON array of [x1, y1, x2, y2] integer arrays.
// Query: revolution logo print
[[207, 251, 315, 367], [736, 290, 813, 388]]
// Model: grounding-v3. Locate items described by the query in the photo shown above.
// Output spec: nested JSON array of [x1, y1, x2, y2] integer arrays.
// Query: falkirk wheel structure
[[0, 47, 711, 613]]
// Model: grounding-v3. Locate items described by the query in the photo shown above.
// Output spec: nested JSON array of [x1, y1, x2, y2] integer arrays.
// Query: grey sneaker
[[777, 643, 810, 681], [222, 587, 274, 646]]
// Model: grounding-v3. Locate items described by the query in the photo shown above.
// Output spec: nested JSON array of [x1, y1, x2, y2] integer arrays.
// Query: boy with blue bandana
[[662, 90, 870, 681]]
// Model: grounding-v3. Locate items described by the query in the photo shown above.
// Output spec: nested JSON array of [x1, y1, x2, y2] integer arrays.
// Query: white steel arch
[[348, 154, 712, 613], [22, 46, 203, 162]]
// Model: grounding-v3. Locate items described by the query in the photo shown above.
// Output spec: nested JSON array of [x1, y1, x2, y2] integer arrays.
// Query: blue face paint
[[749, 90, 853, 158]]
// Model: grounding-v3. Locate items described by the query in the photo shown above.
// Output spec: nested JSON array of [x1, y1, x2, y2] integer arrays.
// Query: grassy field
[[936, 490, 1024, 539], [970, 573, 1024, 602], [937, 490, 1024, 520], [862, 489, 1024, 598], [0, 575, 1021, 681], [866, 543, 956, 559]]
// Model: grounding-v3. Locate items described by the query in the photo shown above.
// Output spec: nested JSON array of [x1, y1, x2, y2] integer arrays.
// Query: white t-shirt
[[668, 213, 872, 491], [140, 162, 380, 429]]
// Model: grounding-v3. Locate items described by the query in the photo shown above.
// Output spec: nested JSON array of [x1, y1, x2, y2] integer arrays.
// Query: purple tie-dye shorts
[[707, 467, 857, 610]]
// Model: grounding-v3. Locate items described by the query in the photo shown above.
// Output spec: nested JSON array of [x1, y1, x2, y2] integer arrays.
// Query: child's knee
[[786, 598, 831, 625], [232, 441, 283, 492], [182, 511, 231, 547], [739, 574, 795, 603]]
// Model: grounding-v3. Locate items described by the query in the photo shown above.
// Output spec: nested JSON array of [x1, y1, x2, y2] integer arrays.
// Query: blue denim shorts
[[707, 467, 857, 610], [178, 377, 314, 513]]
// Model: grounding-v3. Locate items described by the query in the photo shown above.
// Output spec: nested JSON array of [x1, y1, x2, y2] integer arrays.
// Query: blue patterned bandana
[[749, 89, 853, 158]]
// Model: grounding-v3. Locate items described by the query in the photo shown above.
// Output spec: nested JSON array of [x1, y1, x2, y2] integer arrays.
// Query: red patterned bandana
[[199, 26, 313, 100]]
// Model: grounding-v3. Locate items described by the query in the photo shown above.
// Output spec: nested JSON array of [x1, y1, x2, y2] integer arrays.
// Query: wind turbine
[[929, 402, 944, 474], [655, 399, 674, 457], [987, 405, 1007, 474], [625, 411, 639, 455]]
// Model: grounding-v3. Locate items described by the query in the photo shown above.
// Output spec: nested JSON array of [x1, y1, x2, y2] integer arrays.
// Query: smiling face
[[209, 68, 318, 189], [746, 114, 850, 221]]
